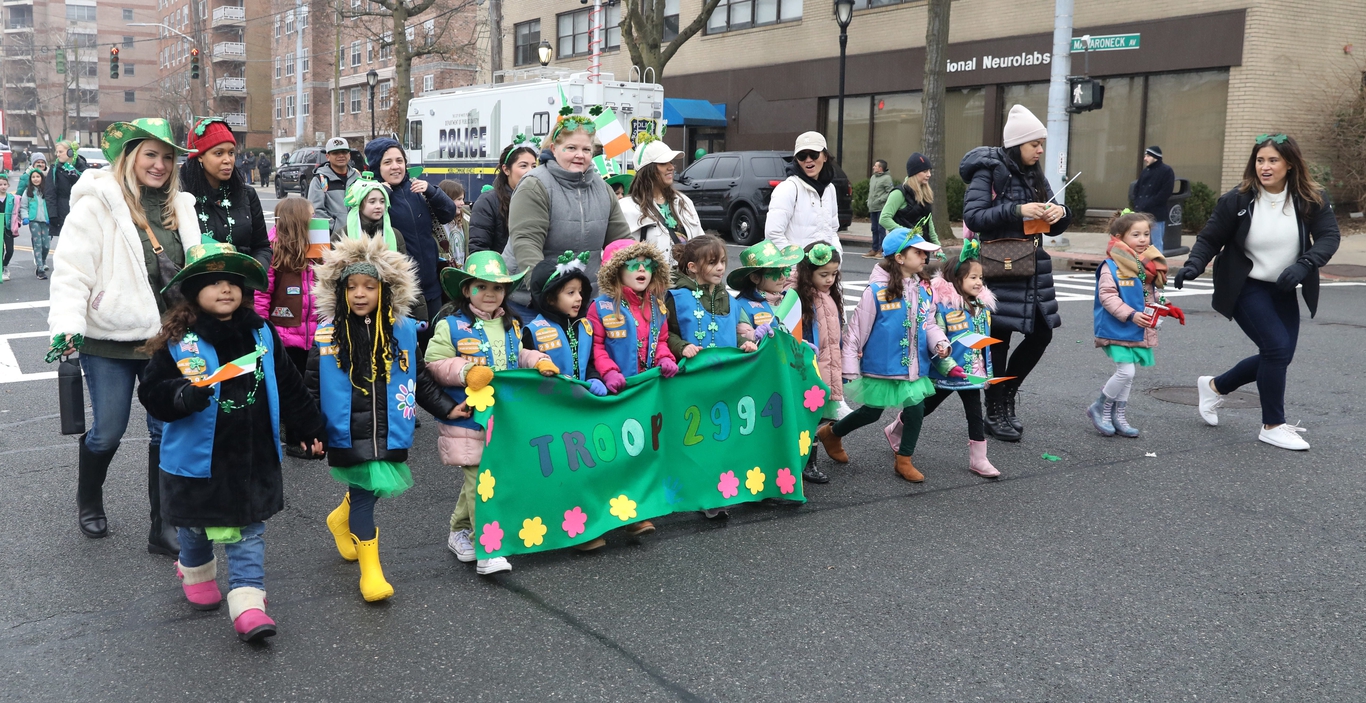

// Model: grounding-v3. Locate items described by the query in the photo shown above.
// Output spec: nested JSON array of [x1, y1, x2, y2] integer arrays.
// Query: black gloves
[[1172, 265, 1201, 289], [174, 383, 215, 414], [1276, 259, 1314, 293]]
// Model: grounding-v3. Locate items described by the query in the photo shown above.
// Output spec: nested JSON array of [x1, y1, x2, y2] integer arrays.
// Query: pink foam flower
[[717, 470, 739, 499], [562, 507, 588, 538], [776, 468, 796, 495], [478, 521, 504, 553], [803, 386, 826, 412]]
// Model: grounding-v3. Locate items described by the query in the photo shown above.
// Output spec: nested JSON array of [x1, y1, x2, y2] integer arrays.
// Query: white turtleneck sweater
[[1246, 188, 1300, 282]]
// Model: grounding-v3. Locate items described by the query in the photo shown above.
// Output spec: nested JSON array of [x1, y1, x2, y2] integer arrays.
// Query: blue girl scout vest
[[736, 291, 781, 331], [526, 315, 594, 381], [1093, 259, 1147, 343], [861, 280, 933, 378], [669, 288, 740, 349], [437, 312, 521, 429], [593, 294, 665, 377], [315, 316, 419, 451], [931, 302, 993, 390], [163, 327, 280, 478]]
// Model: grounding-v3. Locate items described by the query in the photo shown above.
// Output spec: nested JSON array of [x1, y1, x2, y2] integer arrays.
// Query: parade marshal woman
[[46, 119, 199, 555], [181, 117, 272, 272], [1174, 133, 1339, 451]]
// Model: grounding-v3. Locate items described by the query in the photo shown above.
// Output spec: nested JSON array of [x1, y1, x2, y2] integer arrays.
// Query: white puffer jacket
[[764, 174, 841, 254], [47, 169, 202, 342], [617, 192, 704, 263]]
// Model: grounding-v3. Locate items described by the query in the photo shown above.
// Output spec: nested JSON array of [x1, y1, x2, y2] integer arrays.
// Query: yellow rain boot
[[352, 530, 394, 602], [326, 493, 358, 562]]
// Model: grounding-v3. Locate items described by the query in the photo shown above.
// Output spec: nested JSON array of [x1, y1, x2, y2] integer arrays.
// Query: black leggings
[[923, 388, 985, 441], [2, 232, 13, 267], [349, 487, 377, 541], [832, 403, 925, 456], [283, 346, 310, 445], [988, 309, 1053, 389]]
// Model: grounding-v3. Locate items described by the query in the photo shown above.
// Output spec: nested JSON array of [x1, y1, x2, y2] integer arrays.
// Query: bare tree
[[620, 0, 724, 78], [922, 0, 951, 241]]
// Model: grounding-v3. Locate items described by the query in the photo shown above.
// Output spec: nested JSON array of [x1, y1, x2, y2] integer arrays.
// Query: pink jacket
[[253, 226, 320, 350], [1095, 265, 1158, 349], [928, 272, 996, 377], [841, 264, 948, 379], [587, 287, 676, 377], [425, 310, 549, 468], [810, 288, 844, 400]]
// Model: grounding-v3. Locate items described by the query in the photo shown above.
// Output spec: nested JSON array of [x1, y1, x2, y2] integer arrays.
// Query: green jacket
[[867, 172, 895, 213]]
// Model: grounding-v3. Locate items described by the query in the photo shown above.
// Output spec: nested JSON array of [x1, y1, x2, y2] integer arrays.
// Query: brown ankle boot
[[894, 455, 924, 482], [816, 424, 849, 463]]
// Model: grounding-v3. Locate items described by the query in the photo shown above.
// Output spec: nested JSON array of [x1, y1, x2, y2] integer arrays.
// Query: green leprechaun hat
[[162, 241, 268, 294], [726, 241, 806, 290], [440, 250, 528, 301], [100, 117, 190, 163]]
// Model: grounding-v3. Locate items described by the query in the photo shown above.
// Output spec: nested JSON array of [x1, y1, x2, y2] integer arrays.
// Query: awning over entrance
[[663, 98, 727, 127]]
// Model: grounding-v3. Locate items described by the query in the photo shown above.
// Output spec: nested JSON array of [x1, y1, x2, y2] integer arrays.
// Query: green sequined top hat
[[162, 241, 268, 294], [440, 250, 528, 301], [726, 241, 805, 290], [100, 118, 189, 164], [605, 173, 634, 191]]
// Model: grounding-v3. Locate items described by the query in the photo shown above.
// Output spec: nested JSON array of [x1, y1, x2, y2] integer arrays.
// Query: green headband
[[1255, 133, 1289, 145], [505, 134, 541, 164], [959, 238, 981, 264], [806, 243, 833, 267], [341, 262, 380, 281]]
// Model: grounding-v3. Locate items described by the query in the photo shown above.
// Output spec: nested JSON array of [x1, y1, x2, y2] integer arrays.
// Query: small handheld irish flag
[[592, 108, 632, 160], [192, 348, 265, 388], [777, 289, 803, 339], [306, 217, 331, 258], [592, 154, 618, 178]]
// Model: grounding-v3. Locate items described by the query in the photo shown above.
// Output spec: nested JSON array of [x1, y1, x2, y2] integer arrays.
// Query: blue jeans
[[1213, 279, 1299, 426], [870, 221, 887, 252], [1149, 221, 1167, 251], [178, 522, 267, 590], [82, 353, 163, 454]]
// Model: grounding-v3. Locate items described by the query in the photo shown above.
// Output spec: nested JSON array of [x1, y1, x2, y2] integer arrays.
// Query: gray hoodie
[[307, 164, 359, 239]]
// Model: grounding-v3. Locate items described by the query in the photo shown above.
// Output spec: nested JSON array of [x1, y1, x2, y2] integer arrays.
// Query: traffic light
[[1067, 77, 1104, 113], [109, 46, 120, 79], [55, 48, 66, 75], [190, 48, 200, 80]]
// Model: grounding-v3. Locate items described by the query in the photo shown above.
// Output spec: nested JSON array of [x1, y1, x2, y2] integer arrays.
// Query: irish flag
[[777, 289, 803, 340], [592, 154, 617, 178], [592, 108, 631, 160], [192, 349, 265, 388]]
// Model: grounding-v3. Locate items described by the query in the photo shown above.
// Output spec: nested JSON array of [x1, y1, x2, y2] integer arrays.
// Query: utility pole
[[488, 0, 502, 83], [295, 0, 305, 144], [332, 4, 340, 139], [1043, 0, 1073, 246]]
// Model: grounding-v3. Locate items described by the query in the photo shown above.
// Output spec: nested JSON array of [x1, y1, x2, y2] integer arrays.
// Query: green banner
[[470, 331, 828, 557]]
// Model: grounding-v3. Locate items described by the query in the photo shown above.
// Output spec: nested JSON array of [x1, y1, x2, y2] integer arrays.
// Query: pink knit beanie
[[1002, 104, 1047, 148]]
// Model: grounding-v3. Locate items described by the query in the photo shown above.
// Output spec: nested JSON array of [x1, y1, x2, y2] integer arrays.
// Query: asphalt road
[[3, 217, 1366, 701]]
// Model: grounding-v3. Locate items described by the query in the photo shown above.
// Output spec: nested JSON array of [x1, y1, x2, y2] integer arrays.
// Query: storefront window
[[1003, 82, 1049, 129], [1144, 70, 1229, 194], [824, 96, 872, 179], [945, 87, 986, 175], [872, 92, 923, 176], [1068, 76, 1144, 208]]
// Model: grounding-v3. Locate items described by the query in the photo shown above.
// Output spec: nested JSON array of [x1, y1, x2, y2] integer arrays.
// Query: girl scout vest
[[593, 294, 665, 376], [931, 302, 993, 390], [315, 316, 419, 450], [1093, 259, 1146, 343], [437, 312, 521, 429], [669, 288, 740, 349], [525, 316, 594, 381], [736, 292, 779, 331], [862, 280, 933, 378], [163, 327, 280, 478], [267, 269, 305, 328]]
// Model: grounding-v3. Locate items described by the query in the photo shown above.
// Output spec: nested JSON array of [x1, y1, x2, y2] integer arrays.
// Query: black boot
[[1003, 383, 1024, 434], [146, 445, 180, 557], [77, 434, 116, 538], [983, 389, 1021, 442], [802, 447, 830, 484]]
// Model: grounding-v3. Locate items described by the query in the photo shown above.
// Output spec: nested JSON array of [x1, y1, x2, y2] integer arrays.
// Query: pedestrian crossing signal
[[1068, 77, 1103, 113], [190, 48, 200, 80], [109, 46, 119, 79]]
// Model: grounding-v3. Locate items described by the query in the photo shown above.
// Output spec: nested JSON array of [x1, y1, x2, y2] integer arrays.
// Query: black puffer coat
[[193, 183, 273, 272], [46, 156, 88, 238], [467, 188, 508, 254], [889, 185, 933, 230], [959, 146, 1072, 335], [139, 308, 325, 527]]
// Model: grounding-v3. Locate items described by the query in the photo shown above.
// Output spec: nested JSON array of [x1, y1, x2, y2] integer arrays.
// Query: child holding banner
[[428, 251, 559, 575], [310, 235, 458, 602], [795, 242, 848, 484], [523, 250, 608, 397], [815, 228, 951, 484], [666, 235, 759, 359], [138, 242, 325, 643], [728, 241, 805, 335]]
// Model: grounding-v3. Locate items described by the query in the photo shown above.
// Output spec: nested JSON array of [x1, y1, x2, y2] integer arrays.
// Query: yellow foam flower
[[746, 467, 766, 495], [465, 384, 496, 412], [798, 430, 811, 457], [477, 469, 495, 502], [518, 516, 547, 547], [609, 494, 638, 521]]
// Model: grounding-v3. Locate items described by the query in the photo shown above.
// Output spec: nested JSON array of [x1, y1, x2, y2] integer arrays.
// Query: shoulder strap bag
[[143, 226, 186, 307]]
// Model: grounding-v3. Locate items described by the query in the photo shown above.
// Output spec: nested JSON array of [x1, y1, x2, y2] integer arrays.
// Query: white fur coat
[[47, 169, 202, 342]]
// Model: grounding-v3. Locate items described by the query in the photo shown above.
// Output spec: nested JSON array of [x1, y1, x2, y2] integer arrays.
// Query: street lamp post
[[833, 0, 854, 166], [537, 40, 553, 67], [366, 69, 378, 140]]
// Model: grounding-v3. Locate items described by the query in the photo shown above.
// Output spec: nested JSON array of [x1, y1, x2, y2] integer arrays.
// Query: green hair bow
[[959, 238, 981, 264], [1255, 133, 1289, 145], [807, 243, 833, 267]]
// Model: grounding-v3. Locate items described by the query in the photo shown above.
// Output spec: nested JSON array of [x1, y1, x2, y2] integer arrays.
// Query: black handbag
[[58, 356, 85, 435], [143, 227, 185, 307]]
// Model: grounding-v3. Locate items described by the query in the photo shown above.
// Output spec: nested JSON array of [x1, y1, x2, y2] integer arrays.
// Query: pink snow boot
[[176, 560, 222, 610], [227, 587, 277, 643], [968, 439, 1000, 478]]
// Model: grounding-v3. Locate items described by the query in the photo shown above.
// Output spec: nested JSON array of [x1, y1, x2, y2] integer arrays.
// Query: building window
[[285, 52, 295, 76], [302, 92, 310, 116], [367, 40, 374, 63], [122, 8, 133, 20], [350, 87, 362, 113], [285, 10, 294, 34], [380, 33, 392, 60], [423, 74, 434, 92], [707, 0, 802, 34], [74, 33, 97, 48], [337, 91, 345, 117], [513, 20, 540, 67], [123, 35, 134, 49], [275, 16, 281, 37], [663, 0, 680, 41], [350, 41, 361, 67], [379, 81, 391, 109], [301, 49, 309, 73], [66, 5, 98, 22], [299, 6, 308, 29], [276, 97, 282, 119], [285, 94, 295, 118], [274, 56, 281, 79], [124, 90, 136, 103], [199, 0, 206, 19], [124, 63, 134, 76], [77, 61, 98, 78], [557, 9, 591, 58]]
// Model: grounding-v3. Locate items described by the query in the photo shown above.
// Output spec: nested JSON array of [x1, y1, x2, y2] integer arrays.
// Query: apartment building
[[501, 1, 1366, 208], [1, 0, 161, 152]]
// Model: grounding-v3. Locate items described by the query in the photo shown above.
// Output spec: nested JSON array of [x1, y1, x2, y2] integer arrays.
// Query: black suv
[[274, 147, 325, 197], [675, 150, 852, 245]]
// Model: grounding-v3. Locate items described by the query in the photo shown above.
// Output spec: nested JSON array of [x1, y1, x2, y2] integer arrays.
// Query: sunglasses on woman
[[625, 259, 656, 273], [795, 150, 821, 163]]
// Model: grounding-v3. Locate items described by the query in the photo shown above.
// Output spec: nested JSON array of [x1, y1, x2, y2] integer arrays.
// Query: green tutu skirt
[[1104, 345, 1155, 367], [844, 376, 935, 408], [330, 460, 414, 499]]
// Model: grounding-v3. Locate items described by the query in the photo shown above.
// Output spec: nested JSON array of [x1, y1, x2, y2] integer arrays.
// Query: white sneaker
[[476, 557, 512, 575], [1196, 375, 1223, 426], [703, 507, 729, 519], [1259, 423, 1309, 451], [447, 529, 475, 562], [834, 399, 854, 421], [1, 269, 10, 281]]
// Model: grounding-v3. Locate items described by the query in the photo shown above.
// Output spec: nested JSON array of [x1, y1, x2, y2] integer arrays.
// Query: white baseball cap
[[635, 140, 682, 167], [325, 137, 350, 153], [793, 131, 827, 156]]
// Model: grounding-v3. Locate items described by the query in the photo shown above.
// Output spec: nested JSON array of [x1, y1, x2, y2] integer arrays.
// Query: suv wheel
[[729, 206, 760, 246], [275, 177, 286, 199]]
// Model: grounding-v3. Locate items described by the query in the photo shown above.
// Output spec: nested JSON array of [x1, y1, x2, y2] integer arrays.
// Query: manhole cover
[[1321, 264, 1366, 278], [1147, 386, 1260, 408]]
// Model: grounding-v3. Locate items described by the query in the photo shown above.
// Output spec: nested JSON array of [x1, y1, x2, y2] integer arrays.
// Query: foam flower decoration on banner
[[479, 521, 504, 552], [562, 507, 588, 537], [519, 517, 547, 547], [609, 494, 638, 521], [745, 467, 766, 495], [803, 386, 826, 412], [798, 430, 811, 457], [776, 468, 796, 495], [717, 471, 739, 499], [465, 384, 496, 412], [477, 469, 496, 502]]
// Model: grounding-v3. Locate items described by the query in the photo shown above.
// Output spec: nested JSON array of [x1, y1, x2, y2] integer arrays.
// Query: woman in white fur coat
[[46, 118, 200, 555]]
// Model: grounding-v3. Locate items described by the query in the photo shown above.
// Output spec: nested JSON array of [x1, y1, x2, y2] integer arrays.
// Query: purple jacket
[[841, 264, 948, 379]]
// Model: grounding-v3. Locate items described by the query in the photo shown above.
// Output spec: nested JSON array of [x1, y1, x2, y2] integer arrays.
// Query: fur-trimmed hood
[[929, 271, 996, 311], [311, 234, 420, 322], [596, 241, 671, 299]]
